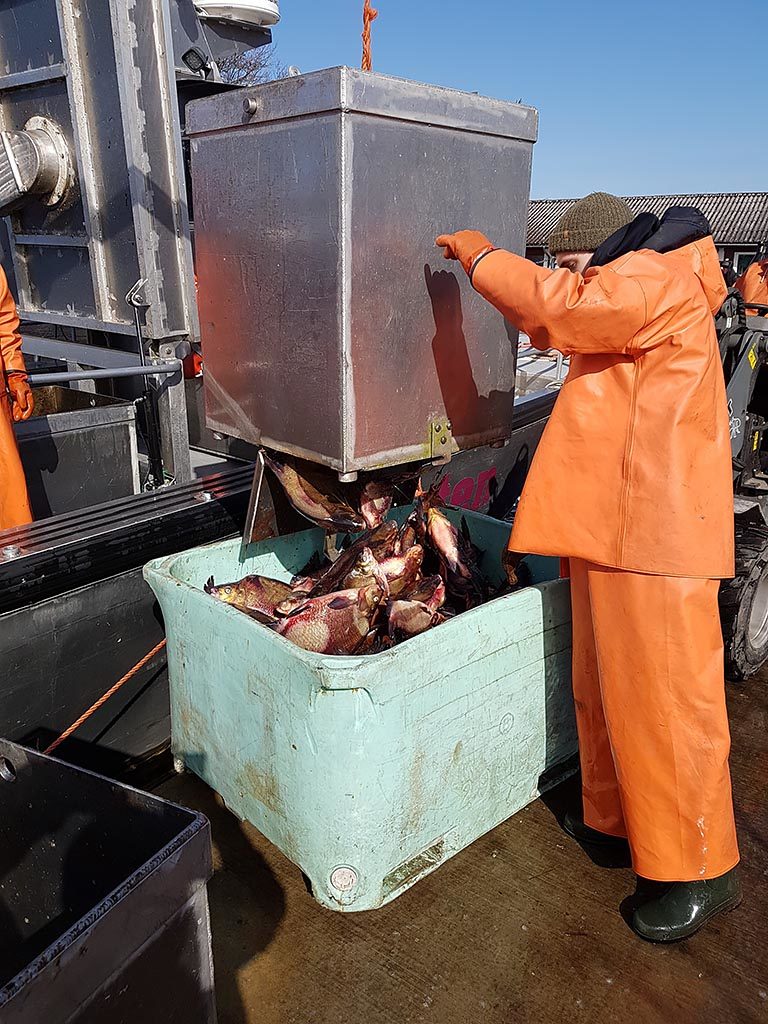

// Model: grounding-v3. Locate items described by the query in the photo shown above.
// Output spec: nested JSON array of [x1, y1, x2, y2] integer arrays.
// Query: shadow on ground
[[163, 775, 286, 1024]]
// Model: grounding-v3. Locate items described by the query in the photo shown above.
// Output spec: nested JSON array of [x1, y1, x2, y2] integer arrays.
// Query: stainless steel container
[[16, 386, 139, 516], [188, 67, 537, 475]]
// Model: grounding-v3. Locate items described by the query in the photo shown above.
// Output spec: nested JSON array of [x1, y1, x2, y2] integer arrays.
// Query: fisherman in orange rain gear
[[437, 192, 741, 943], [735, 254, 768, 315], [0, 265, 34, 529]]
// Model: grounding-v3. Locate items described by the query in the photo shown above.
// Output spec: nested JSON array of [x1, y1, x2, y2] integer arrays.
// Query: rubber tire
[[719, 518, 768, 680]]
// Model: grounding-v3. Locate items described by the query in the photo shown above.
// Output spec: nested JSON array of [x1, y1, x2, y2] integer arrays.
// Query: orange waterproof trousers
[[0, 391, 31, 530], [568, 558, 739, 882]]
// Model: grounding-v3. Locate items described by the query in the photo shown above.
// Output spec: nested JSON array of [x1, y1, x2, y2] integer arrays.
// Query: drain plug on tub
[[330, 866, 358, 893]]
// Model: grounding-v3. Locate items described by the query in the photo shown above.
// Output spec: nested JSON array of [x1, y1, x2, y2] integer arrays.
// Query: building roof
[[528, 192, 768, 248]]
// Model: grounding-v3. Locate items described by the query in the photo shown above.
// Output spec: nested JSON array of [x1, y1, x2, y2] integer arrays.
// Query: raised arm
[[436, 231, 662, 357], [472, 249, 648, 355]]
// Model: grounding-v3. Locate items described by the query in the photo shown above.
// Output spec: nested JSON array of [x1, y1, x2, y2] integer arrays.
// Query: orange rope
[[44, 639, 168, 756], [362, 0, 378, 72]]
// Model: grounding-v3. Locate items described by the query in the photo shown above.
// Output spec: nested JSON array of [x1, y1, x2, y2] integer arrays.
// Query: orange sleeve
[[0, 267, 25, 376], [736, 262, 768, 309], [471, 249, 658, 356]]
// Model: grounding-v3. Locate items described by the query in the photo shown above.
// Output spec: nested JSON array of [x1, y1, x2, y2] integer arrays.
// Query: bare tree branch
[[217, 44, 286, 86]]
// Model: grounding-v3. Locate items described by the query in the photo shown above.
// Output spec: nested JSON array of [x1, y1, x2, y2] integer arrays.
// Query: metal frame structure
[[0, 0, 207, 483], [0, 1, 199, 343], [22, 332, 188, 481]]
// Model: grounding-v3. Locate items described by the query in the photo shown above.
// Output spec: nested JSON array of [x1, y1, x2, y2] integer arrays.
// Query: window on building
[[734, 251, 757, 275]]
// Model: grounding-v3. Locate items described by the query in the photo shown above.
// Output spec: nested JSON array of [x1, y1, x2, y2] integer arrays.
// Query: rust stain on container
[[250, 508, 277, 543], [242, 762, 283, 816], [404, 750, 426, 835], [177, 700, 208, 746]]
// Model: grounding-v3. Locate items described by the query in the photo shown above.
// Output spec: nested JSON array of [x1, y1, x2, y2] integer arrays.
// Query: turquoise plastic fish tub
[[143, 507, 576, 912]]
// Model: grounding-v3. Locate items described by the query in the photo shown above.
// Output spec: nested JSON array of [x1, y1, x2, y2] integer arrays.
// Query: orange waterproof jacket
[[0, 267, 32, 530], [472, 238, 733, 578], [735, 259, 768, 314]]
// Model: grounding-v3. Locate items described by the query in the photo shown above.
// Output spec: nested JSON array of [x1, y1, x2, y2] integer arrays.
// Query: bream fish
[[204, 573, 294, 617], [360, 480, 394, 529], [274, 584, 384, 654], [426, 507, 485, 608], [308, 521, 398, 597], [387, 575, 446, 638], [263, 452, 364, 531]]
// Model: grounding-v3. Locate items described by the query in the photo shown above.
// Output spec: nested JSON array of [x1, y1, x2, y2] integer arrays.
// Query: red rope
[[44, 639, 168, 756], [362, 0, 378, 72]]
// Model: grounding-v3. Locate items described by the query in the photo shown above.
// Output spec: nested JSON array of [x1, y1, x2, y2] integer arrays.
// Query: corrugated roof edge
[[527, 193, 768, 246]]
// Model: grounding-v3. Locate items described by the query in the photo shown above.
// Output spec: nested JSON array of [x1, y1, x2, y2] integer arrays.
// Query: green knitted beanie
[[547, 192, 634, 254]]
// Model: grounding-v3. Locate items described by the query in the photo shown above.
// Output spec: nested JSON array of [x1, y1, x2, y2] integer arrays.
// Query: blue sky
[[272, 0, 766, 198]]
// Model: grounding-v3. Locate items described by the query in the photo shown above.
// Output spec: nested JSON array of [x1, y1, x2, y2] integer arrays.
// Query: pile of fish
[[203, 454, 527, 656]]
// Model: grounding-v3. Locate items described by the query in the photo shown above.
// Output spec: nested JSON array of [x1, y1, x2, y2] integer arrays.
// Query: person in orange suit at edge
[[437, 192, 741, 943], [735, 251, 768, 315], [0, 265, 34, 530]]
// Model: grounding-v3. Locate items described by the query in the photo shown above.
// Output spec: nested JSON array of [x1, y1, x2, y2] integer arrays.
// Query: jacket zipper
[[617, 360, 641, 565]]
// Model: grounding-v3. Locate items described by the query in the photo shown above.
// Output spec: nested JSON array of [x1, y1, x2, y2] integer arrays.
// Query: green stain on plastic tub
[[144, 506, 576, 911]]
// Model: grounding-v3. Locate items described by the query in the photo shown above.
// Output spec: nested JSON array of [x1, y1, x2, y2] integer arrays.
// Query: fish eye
[[225, 586, 232, 595]]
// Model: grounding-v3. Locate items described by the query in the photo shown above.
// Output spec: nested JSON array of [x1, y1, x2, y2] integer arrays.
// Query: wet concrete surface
[[160, 681, 768, 1024]]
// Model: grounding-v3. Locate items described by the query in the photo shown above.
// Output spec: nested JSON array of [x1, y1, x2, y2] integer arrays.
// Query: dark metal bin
[[0, 740, 216, 1023]]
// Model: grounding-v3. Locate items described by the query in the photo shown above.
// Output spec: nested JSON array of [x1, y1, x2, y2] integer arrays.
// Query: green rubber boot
[[562, 811, 630, 850], [632, 867, 742, 943]]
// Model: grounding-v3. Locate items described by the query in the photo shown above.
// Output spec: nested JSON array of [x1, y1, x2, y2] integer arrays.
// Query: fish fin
[[419, 479, 445, 510], [350, 627, 380, 655], [245, 608, 278, 627], [261, 450, 282, 475], [282, 600, 310, 617], [204, 576, 215, 594], [374, 567, 390, 600], [460, 516, 471, 542], [328, 595, 357, 610], [332, 514, 366, 531]]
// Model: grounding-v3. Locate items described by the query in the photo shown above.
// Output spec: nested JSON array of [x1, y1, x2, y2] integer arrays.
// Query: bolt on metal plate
[[429, 417, 454, 463]]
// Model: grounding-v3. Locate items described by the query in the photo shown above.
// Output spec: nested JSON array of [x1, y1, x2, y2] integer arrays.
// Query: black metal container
[[0, 739, 216, 1023], [0, 467, 258, 772]]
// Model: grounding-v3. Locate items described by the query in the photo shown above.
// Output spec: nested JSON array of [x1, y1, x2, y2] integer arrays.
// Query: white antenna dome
[[195, 2, 281, 28]]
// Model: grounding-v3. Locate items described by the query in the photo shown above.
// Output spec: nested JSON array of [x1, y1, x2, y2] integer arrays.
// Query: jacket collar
[[590, 206, 713, 268]]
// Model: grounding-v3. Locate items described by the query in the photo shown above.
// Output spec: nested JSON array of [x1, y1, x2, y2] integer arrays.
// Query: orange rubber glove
[[7, 373, 34, 422], [435, 230, 495, 276]]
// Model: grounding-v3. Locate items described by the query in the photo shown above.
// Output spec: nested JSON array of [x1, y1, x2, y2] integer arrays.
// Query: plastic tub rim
[[143, 507, 550, 671]]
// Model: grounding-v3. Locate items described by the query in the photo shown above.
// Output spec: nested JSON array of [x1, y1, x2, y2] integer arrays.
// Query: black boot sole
[[632, 893, 743, 944], [562, 817, 630, 849]]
